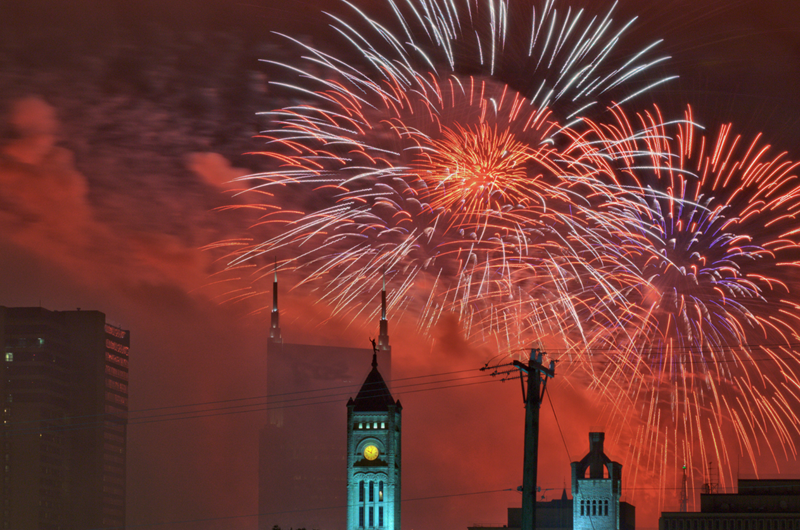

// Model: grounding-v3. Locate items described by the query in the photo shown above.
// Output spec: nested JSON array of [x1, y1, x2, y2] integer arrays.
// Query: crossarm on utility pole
[[515, 349, 556, 530]]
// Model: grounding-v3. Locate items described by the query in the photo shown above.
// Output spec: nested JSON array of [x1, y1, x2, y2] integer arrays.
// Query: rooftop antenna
[[377, 268, 389, 351], [702, 461, 718, 495], [679, 464, 688, 512], [269, 256, 281, 343]]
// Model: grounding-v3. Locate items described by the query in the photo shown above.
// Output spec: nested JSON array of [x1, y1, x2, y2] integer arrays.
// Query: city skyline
[[1, 1, 800, 529]]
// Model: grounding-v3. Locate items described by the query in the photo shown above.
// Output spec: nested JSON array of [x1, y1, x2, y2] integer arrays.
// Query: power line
[[3, 368, 513, 436], [1, 366, 485, 429], [90, 488, 516, 530], [545, 385, 572, 463]]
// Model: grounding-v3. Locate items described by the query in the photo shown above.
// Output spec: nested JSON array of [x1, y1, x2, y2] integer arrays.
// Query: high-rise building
[[0, 306, 129, 530], [258, 271, 391, 530], [345, 350, 401, 530]]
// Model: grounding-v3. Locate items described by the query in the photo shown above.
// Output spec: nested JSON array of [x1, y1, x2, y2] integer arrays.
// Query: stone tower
[[572, 432, 623, 530], [345, 353, 401, 530]]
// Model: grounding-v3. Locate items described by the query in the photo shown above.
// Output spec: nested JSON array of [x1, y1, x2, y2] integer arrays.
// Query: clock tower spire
[[346, 341, 401, 530]]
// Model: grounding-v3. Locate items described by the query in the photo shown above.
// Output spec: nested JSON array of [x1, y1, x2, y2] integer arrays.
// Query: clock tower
[[346, 284, 401, 530]]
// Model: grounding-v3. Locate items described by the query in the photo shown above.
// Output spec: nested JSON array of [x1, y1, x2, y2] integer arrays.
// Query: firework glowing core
[[417, 124, 538, 214]]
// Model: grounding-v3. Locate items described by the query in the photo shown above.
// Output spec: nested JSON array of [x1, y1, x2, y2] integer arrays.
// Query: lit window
[[358, 423, 363, 429], [373, 422, 378, 429], [366, 423, 370, 430], [381, 422, 385, 429], [379, 481, 383, 501], [3, 353, 10, 362]]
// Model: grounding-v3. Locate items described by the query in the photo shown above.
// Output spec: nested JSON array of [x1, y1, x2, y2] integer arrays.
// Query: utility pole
[[514, 349, 556, 530]]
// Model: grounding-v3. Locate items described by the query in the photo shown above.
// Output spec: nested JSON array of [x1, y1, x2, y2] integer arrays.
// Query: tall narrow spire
[[381, 273, 387, 320], [270, 257, 281, 343], [378, 271, 390, 351]]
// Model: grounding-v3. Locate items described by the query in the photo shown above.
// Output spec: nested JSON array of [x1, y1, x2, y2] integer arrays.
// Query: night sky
[[1, 1, 800, 530]]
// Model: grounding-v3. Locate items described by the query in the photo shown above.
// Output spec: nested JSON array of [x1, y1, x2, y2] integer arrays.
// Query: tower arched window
[[369, 481, 374, 502], [592, 500, 597, 515], [379, 481, 384, 502], [605, 500, 609, 516], [580, 500, 584, 516], [359, 481, 364, 502]]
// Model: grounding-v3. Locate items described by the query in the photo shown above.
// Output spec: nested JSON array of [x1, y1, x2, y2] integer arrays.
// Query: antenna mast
[[679, 465, 688, 512]]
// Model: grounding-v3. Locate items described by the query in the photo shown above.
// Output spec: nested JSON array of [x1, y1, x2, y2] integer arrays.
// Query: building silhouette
[[258, 272, 391, 530], [345, 347, 401, 530], [572, 432, 635, 530], [660, 479, 800, 530], [469, 431, 634, 530], [468, 492, 573, 530], [0, 306, 129, 530]]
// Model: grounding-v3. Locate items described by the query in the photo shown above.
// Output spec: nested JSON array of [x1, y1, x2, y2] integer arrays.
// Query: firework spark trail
[[208, 0, 800, 510], [227, 74, 640, 347], [208, 0, 676, 352], [570, 104, 800, 504]]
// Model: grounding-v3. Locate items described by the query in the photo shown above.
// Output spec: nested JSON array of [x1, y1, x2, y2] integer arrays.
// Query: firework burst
[[207, 0, 800, 515], [571, 104, 800, 506], [210, 0, 673, 349]]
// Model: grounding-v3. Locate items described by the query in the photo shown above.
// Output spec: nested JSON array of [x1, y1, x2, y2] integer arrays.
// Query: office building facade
[[0, 306, 129, 530], [258, 273, 392, 530]]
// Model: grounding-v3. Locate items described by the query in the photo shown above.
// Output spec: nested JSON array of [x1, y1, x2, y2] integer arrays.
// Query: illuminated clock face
[[363, 445, 379, 461]]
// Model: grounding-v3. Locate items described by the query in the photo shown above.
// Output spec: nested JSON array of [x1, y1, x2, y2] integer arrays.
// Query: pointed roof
[[352, 353, 396, 412]]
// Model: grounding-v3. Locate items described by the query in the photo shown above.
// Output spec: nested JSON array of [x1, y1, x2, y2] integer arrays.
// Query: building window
[[381, 422, 385, 429], [369, 507, 374, 527], [373, 422, 378, 429], [379, 481, 384, 502], [580, 500, 584, 516], [379, 506, 384, 527], [359, 423, 363, 429], [605, 500, 609, 516], [369, 481, 374, 502], [3, 353, 10, 362], [592, 500, 597, 515], [359, 481, 365, 502], [366, 423, 370, 429], [359, 507, 365, 528]]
